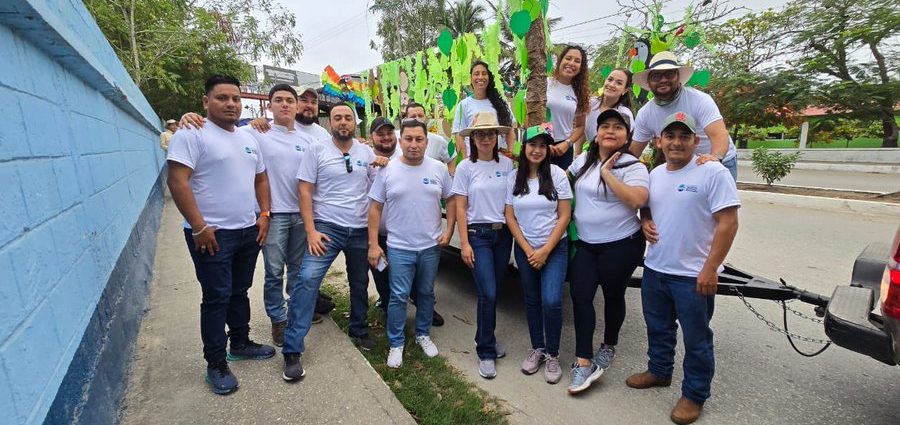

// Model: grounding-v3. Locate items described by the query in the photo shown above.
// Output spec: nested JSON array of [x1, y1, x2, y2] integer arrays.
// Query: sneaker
[[282, 354, 305, 382], [593, 344, 616, 370], [206, 360, 239, 395], [271, 321, 287, 347], [227, 340, 276, 361], [312, 312, 325, 324], [416, 335, 439, 358], [351, 335, 375, 351], [544, 356, 562, 384], [520, 348, 546, 375], [495, 342, 506, 359], [478, 358, 497, 379], [432, 310, 445, 327], [387, 346, 404, 368], [567, 362, 602, 394]]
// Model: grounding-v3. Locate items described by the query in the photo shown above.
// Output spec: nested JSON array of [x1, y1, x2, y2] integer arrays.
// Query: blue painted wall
[[0, 1, 165, 423]]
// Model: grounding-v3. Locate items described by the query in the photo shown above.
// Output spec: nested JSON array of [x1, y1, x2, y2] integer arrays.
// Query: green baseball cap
[[661, 111, 698, 134], [523, 123, 555, 145]]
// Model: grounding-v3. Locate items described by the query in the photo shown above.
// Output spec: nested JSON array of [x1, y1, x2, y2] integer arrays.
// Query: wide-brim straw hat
[[459, 112, 511, 137], [632, 51, 695, 92]]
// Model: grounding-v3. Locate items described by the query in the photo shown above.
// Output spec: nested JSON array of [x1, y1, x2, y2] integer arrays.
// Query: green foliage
[[751, 147, 801, 185], [369, 0, 451, 62], [445, 0, 487, 36]]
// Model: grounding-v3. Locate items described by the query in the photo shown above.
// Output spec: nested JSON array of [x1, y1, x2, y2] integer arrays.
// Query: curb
[[739, 190, 900, 217], [737, 160, 900, 174]]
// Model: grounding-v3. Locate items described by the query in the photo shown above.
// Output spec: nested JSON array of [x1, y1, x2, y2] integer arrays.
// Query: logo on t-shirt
[[422, 177, 438, 185], [244, 147, 252, 154], [677, 184, 698, 193], [294, 145, 305, 152], [494, 171, 502, 178], [565, 95, 577, 102]]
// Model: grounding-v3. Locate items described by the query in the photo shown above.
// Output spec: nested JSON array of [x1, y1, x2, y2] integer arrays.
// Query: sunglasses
[[648, 69, 678, 82], [472, 130, 498, 139], [342, 153, 353, 173]]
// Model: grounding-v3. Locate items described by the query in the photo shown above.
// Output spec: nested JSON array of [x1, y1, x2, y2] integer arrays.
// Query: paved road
[[737, 165, 899, 193], [422, 200, 899, 425]]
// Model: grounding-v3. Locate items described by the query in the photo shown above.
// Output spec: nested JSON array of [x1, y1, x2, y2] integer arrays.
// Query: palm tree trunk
[[524, 18, 546, 127]]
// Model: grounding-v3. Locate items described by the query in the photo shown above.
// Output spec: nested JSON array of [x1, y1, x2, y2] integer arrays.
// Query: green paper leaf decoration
[[442, 88, 458, 110], [546, 52, 553, 73], [545, 107, 552, 122], [655, 15, 665, 31], [630, 59, 646, 74], [650, 36, 668, 55], [633, 85, 641, 98], [539, 0, 549, 15], [601, 66, 613, 79], [524, 0, 541, 20], [684, 32, 700, 49], [513, 89, 527, 125], [438, 29, 453, 56], [510, 10, 532, 39], [687, 69, 710, 88], [456, 37, 468, 63]]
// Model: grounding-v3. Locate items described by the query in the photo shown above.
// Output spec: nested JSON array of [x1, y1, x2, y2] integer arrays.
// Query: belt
[[468, 222, 505, 232]]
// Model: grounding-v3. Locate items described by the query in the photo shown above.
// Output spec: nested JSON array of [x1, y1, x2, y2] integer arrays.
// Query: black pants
[[184, 226, 260, 364], [569, 232, 645, 359]]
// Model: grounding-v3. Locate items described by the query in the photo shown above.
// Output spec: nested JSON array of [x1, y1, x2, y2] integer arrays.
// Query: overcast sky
[[280, 0, 789, 74]]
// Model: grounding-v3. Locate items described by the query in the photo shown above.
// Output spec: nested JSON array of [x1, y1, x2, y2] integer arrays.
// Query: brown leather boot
[[670, 397, 703, 424], [625, 371, 672, 389], [271, 321, 286, 347]]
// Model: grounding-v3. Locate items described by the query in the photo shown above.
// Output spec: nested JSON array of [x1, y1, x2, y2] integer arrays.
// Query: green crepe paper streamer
[[685, 32, 700, 49], [630, 59, 645, 74], [524, 0, 541, 20], [456, 37, 468, 63], [540, 0, 549, 16], [438, 28, 453, 56], [481, 19, 503, 94], [545, 107, 551, 122], [633, 84, 641, 98], [513, 89, 527, 124], [510, 10, 532, 39], [414, 52, 427, 106], [601, 66, 613, 79], [650, 35, 668, 55], [655, 14, 664, 31], [647, 91, 654, 101], [442, 88, 458, 110]]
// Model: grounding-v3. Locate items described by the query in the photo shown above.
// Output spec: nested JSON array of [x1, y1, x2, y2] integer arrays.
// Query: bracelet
[[191, 224, 209, 237]]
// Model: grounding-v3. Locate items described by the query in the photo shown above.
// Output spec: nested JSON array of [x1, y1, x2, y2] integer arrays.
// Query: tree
[[703, 8, 799, 77], [445, 0, 487, 36], [790, 0, 899, 148], [369, 0, 449, 61]]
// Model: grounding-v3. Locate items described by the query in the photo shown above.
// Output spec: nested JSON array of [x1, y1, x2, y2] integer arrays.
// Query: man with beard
[[282, 104, 387, 381]]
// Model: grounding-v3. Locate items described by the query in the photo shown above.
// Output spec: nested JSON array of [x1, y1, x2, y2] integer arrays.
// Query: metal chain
[[729, 287, 832, 345], [781, 300, 825, 324]]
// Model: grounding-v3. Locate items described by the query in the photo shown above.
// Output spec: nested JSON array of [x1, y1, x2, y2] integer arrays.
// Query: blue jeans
[[722, 156, 737, 180], [513, 239, 568, 357], [641, 267, 716, 405], [468, 225, 512, 360], [261, 213, 307, 324], [386, 245, 441, 347], [282, 221, 370, 355], [183, 226, 260, 365]]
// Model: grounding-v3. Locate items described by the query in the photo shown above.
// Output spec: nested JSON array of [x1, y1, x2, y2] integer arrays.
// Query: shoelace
[[595, 347, 615, 367], [526, 349, 544, 364], [546, 357, 560, 372], [210, 361, 231, 377]]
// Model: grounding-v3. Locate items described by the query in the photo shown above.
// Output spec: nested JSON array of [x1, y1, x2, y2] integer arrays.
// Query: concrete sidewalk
[[120, 197, 414, 425]]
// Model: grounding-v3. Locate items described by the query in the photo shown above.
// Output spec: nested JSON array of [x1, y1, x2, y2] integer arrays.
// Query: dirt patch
[[738, 182, 900, 204]]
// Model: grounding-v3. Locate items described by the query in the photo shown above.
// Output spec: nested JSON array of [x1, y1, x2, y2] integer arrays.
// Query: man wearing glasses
[[629, 51, 738, 180], [282, 104, 386, 381]]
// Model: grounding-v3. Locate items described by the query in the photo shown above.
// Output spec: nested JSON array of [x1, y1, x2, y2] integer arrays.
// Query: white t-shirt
[[568, 152, 649, 244], [451, 97, 517, 150], [633, 87, 736, 161], [546, 78, 578, 142], [584, 99, 635, 144], [369, 158, 453, 251], [395, 130, 456, 164], [644, 159, 741, 277], [296, 139, 376, 228], [166, 122, 265, 230], [372, 148, 403, 235], [451, 156, 514, 224], [505, 165, 573, 248], [296, 122, 330, 145], [240, 124, 308, 214]]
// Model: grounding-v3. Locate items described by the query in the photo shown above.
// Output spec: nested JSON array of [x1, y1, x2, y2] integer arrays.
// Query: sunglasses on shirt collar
[[342, 153, 353, 173]]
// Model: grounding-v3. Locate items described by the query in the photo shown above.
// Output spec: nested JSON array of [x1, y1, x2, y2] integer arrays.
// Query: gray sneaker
[[594, 344, 616, 370], [478, 358, 497, 379], [521, 348, 546, 375], [544, 356, 562, 384], [567, 362, 602, 394], [495, 342, 506, 359]]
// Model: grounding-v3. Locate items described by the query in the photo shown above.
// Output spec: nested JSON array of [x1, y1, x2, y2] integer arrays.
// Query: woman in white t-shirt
[[451, 112, 514, 380], [565, 109, 649, 395], [452, 61, 516, 159], [504, 124, 572, 385], [584, 68, 636, 153], [546, 45, 590, 171]]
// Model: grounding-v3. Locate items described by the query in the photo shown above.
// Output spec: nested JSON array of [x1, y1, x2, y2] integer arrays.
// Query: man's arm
[[254, 171, 271, 245], [299, 181, 328, 255], [168, 161, 219, 254], [367, 201, 385, 268], [696, 206, 739, 295], [698, 119, 730, 163]]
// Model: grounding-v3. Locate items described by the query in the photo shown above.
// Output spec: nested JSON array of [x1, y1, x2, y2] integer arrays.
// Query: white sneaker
[[416, 335, 439, 358], [387, 346, 404, 368]]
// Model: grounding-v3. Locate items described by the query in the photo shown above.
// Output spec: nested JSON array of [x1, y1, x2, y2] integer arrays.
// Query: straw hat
[[632, 51, 695, 92], [459, 112, 511, 137]]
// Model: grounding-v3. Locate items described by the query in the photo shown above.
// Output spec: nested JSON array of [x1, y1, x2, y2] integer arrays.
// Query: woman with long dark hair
[[452, 112, 514, 379], [452, 61, 516, 158], [504, 124, 572, 384], [585, 68, 635, 146], [546, 45, 591, 170], [566, 109, 649, 395]]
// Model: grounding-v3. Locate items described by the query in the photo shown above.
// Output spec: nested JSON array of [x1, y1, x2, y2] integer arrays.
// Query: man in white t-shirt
[[368, 116, 402, 313], [627, 112, 740, 425], [400, 102, 457, 175], [166, 75, 276, 395], [630, 51, 738, 180], [281, 104, 387, 381], [367, 119, 457, 368]]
